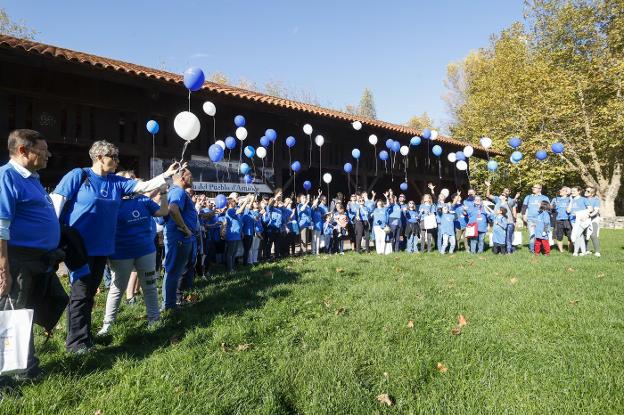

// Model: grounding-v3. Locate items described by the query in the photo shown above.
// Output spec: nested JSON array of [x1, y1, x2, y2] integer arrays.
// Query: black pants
[[264, 231, 279, 259], [242, 235, 253, 265], [492, 243, 506, 254], [354, 220, 370, 252], [390, 224, 401, 252], [66, 256, 107, 352]]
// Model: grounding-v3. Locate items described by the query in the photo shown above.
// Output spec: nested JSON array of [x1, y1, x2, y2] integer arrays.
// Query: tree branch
[[576, 84, 606, 183]]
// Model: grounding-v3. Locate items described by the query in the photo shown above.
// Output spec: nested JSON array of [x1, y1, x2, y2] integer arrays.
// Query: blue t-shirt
[[405, 209, 419, 223], [523, 194, 550, 221], [251, 210, 263, 233], [551, 196, 570, 221], [264, 206, 283, 232], [569, 196, 590, 223], [322, 221, 334, 236], [439, 212, 455, 235], [312, 204, 328, 232], [224, 208, 242, 241], [164, 185, 196, 243], [241, 209, 256, 236], [387, 204, 402, 225], [0, 162, 60, 250], [452, 203, 467, 229], [463, 197, 476, 210], [352, 204, 370, 221], [534, 211, 551, 239], [371, 207, 388, 227], [466, 205, 489, 233], [418, 204, 435, 221], [54, 167, 137, 256], [587, 196, 600, 210], [110, 195, 159, 260], [200, 208, 221, 242], [492, 215, 507, 244], [298, 203, 312, 228]]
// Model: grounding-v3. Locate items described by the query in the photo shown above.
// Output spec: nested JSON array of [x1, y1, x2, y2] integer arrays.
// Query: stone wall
[[601, 217, 624, 229]]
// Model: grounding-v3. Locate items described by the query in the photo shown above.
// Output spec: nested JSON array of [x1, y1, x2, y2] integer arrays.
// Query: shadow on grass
[[41, 263, 300, 377]]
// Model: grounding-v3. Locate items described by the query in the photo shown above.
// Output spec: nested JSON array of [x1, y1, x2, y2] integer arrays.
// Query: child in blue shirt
[[321, 212, 334, 253], [404, 201, 420, 253], [491, 207, 508, 254], [534, 201, 552, 256], [439, 205, 456, 254]]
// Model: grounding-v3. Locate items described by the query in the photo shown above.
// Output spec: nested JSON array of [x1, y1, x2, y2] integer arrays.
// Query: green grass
[[3, 230, 624, 414]]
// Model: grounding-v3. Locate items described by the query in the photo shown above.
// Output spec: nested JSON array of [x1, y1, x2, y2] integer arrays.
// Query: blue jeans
[[437, 229, 444, 253], [527, 220, 537, 252], [179, 237, 197, 296], [162, 239, 193, 309], [441, 234, 456, 254], [225, 240, 239, 271], [407, 234, 419, 253], [506, 223, 515, 253], [469, 232, 485, 254]]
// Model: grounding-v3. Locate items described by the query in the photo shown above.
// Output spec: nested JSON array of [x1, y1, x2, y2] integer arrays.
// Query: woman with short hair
[[584, 187, 601, 257], [51, 140, 181, 353]]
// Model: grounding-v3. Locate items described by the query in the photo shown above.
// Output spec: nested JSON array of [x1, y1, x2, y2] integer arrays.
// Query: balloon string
[[152, 134, 155, 177], [180, 141, 189, 161], [188, 91, 191, 112], [289, 148, 291, 168], [384, 160, 387, 173], [227, 152, 231, 180], [374, 146, 378, 176], [348, 173, 351, 196], [271, 142, 275, 174], [293, 173, 296, 196], [212, 117, 216, 144], [438, 160, 442, 182], [319, 147, 322, 185], [239, 146, 242, 171], [252, 158, 256, 176], [308, 134, 312, 168], [262, 159, 265, 182], [356, 160, 359, 191]]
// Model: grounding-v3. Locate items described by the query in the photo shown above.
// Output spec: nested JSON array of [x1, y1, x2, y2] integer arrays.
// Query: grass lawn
[[3, 230, 624, 414]]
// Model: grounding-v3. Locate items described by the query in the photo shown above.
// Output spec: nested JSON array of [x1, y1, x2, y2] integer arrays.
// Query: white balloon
[[303, 124, 313, 135], [400, 145, 409, 156], [323, 173, 332, 184], [480, 136, 492, 149], [352, 121, 362, 130], [315, 134, 325, 147], [447, 153, 457, 163], [430, 130, 439, 141], [463, 145, 474, 158], [441, 188, 450, 198], [173, 111, 201, 141], [456, 160, 468, 171], [236, 127, 248, 141], [256, 146, 267, 159], [216, 140, 226, 150], [368, 134, 378, 145], [202, 101, 216, 117]]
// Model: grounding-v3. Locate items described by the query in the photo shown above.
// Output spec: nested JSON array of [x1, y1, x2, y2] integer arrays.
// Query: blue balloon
[[456, 151, 466, 161], [511, 151, 523, 162], [183, 67, 205, 91], [421, 128, 432, 140], [508, 137, 522, 149], [432, 145, 443, 157], [225, 136, 237, 150], [286, 136, 296, 148], [265, 129, 277, 142], [303, 180, 312, 191], [146, 120, 159, 135], [379, 150, 389, 161], [410, 136, 421, 146], [208, 144, 224, 162], [215, 194, 227, 209], [487, 160, 499, 171], [260, 136, 270, 147], [240, 163, 251, 174], [244, 174, 254, 184], [244, 145, 255, 158], [536, 150, 548, 161], [385, 139, 394, 149], [234, 115, 246, 127], [352, 148, 361, 159], [391, 141, 401, 153], [291, 161, 301, 172], [551, 142, 564, 154], [344, 162, 353, 173], [400, 182, 408, 191]]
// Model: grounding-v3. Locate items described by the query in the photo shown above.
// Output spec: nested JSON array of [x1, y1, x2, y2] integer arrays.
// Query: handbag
[[423, 214, 437, 230], [512, 231, 523, 246], [465, 222, 478, 238], [0, 298, 34, 375], [58, 169, 89, 270]]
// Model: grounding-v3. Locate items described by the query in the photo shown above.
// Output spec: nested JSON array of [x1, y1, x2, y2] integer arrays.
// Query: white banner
[[192, 182, 273, 194]]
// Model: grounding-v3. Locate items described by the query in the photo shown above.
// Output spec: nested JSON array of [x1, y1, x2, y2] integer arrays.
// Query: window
[[118, 113, 126, 142]]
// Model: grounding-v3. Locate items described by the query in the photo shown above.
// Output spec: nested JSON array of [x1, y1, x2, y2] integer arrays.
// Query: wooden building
[[0, 34, 495, 197]]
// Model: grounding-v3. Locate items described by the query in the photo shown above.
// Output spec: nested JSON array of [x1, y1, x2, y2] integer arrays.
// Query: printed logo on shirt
[[100, 188, 109, 198], [132, 210, 140, 218]]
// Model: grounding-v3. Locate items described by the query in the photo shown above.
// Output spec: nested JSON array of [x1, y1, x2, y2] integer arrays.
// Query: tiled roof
[[0, 34, 500, 155]]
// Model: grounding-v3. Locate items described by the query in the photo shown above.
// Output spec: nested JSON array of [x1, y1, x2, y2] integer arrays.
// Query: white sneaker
[[573, 253, 578, 257], [97, 323, 111, 336], [594, 252, 601, 257]]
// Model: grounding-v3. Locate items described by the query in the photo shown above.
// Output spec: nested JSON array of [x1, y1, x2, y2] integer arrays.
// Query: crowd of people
[[0, 129, 603, 383]]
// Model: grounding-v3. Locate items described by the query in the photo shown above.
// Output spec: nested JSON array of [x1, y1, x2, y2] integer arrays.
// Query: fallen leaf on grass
[[335, 307, 347, 316], [510, 277, 519, 285], [236, 343, 254, 352], [596, 273, 605, 279], [451, 326, 462, 336], [323, 299, 333, 308], [383, 372, 389, 378], [458, 315, 468, 327], [436, 362, 448, 373], [530, 257, 539, 264], [94, 411, 103, 415], [170, 335, 180, 344], [376, 393, 394, 406], [566, 267, 576, 273], [569, 299, 579, 306], [220, 342, 229, 352], [335, 267, 344, 273], [185, 293, 198, 303], [407, 320, 414, 329]]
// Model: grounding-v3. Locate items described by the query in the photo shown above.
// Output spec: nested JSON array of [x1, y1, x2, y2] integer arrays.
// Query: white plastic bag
[[512, 231, 523, 246], [0, 299, 34, 375], [423, 214, 437, 230]]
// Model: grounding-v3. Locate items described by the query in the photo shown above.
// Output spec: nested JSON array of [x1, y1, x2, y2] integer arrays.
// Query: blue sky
[[4, 1, 523, 129]]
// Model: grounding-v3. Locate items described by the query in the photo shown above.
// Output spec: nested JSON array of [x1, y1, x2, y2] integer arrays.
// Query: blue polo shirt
[[224, 208, 242, 241], [54, 167, 138, 256], [164, 185, 196, 243], [110, 195, 160, 260], [312, 204, 328, 232], [523, 194, 550, 221], [0, 161, 60, 250]]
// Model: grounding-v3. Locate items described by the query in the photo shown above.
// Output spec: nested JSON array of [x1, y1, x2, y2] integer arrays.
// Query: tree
[[406, 112, 435, 131], [358, 88, 377, 119], [209, 72, 230, 85], [445, 1, 623, 216], [0, 8, 37, 39], [236, 78, 258, 91], [343, 104, 359, 115]]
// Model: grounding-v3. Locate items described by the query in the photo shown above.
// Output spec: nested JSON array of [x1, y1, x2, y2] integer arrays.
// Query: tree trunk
[[597, 162, 621, 218]]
